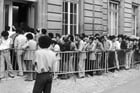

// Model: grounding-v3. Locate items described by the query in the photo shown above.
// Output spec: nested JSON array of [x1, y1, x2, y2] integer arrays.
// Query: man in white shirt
[[103, 35, 112, 51], [0, 31, 14, 79], [14, 28, 27, 76], [77, 35, 87, 78], [111, 36, 120, 50], [111, 36, 120, 70], [33, 36, 59, 93]]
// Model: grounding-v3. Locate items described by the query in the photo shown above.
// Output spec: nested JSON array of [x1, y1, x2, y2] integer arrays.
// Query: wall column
[[0, 0, 4, 32], [37, 0, 48, 29]]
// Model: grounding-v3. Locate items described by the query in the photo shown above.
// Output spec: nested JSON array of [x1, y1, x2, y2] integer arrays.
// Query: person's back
[[33, 36, 58, 93], [27, 40, 37, 50], [14, 34, 27, 49], [35, 49, 57, 73]]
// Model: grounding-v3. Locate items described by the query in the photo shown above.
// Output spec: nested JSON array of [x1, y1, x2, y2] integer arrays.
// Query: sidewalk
[[101, 75, 140, 93], [0, 68, 140, 93]]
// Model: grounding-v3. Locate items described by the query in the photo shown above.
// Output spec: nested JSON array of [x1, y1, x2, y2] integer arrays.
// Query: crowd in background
[[0, 25, 140, 80]]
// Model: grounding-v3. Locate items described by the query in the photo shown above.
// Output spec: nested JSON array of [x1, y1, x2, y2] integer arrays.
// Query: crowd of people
[[0, 26, 140, 81]]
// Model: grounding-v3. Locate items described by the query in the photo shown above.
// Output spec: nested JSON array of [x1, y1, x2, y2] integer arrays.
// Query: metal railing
[[0, 48, 140, 79]]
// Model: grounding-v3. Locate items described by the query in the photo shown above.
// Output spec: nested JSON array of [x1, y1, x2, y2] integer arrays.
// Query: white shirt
[[0, 37, 13, 50], [104, 40, 112, 50], [14, 34, 27, 49], [22, 40, 37, 50], [34, 49, 59, 73], [78, 40, 86, 51], [111, 41, 120, 50]]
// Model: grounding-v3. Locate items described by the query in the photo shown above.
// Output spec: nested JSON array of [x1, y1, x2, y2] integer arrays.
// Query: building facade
[[0, 0, 140, 36]]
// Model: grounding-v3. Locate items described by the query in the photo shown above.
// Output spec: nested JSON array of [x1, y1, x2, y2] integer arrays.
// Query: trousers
[[0, 51, 14, 78], [33, 72, 53, 93]]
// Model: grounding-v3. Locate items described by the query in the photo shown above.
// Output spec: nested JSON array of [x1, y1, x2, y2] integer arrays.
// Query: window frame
[[109, 0, 119, 35], [62, 0, 79, 35], [132, 4, 138, 36]]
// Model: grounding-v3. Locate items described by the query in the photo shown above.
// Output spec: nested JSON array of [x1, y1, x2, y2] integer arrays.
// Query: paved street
[[102, 75, 140, 93], [0, 69, 140, 93]]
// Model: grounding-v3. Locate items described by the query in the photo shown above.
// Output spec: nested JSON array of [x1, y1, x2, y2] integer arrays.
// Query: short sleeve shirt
[[34, 49, 58, 73]]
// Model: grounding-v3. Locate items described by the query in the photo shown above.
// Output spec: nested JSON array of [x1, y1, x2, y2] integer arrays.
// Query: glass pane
[[74, 25, 77, 34], [70, 14, 73, 24], [64, 2, 68, 12], [70, 3, 73, 13], [70, 25, 73, 35], [74, 14, 77, 24], [65, 13, 68, 24], [74, 4, 77, 13], [5, 5, 9, 27], [65, 25, 68, 35]]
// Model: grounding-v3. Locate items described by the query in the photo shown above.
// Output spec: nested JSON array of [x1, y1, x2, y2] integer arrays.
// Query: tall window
[[132, 5, 138, 36], [62, 0, 79, 35], [109, 1, 119, 35]]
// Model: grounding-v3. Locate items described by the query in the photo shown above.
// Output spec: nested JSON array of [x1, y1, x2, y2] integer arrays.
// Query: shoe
[[8, 73, 15, 78]]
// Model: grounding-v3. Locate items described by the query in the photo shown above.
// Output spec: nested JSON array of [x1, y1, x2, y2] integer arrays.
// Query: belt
[[0, 49, 10, 54]]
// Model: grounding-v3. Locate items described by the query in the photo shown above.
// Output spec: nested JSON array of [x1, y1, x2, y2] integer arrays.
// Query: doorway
[[4, 0, 36, 31], [13, 2, 28, 28]]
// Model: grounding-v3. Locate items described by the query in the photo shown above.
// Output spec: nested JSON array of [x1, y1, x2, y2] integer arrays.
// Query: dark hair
[[81, 33, 86, 38], [5, 26, 10, 31], [69, 35, 74, 42], [48, 33, 54, 39], [89, 37, 94, 41], [38, 36, 52, 48], [96, 37, 101, 41], [26, 33, 33, 40], [95, 33, 100, 37], [41, 29, 47, 35], [56, 33, 61, 38], [1, 31, 9, 37], [51, 40, 57, 44], [111, 35, 116, 39]]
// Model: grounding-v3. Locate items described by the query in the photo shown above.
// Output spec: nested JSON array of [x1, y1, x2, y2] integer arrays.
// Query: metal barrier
[[0, 48, 140, 79]]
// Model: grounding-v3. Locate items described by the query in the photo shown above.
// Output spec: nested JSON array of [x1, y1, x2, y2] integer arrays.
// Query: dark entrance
[[13, 2, 29, 28]]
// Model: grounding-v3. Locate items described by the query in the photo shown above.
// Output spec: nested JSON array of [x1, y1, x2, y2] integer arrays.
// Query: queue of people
[[0, 26, 140, 81]]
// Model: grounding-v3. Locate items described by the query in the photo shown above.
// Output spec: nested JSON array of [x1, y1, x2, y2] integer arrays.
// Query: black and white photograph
[[0, 0, 140, 93]]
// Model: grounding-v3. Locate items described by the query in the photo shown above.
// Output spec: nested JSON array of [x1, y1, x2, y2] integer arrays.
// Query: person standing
[[33, 36, 58, 93], [22, 33, 37, 81], [0, 31, 15, 79], [14, 28, 27, 76], [110, 36, 120, 70], [77, 35, 87, 78]]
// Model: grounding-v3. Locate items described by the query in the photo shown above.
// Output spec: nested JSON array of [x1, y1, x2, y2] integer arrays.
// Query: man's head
[[5, 26, 10, 31], [1, 31, 9, 40], [48, 33, 54, 39], [41, 29, 47, 35], [26, 33, 33, 40], [112, 35, 117, 42], [55, 33, 61, 41], [38, 36, 52, 48]]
